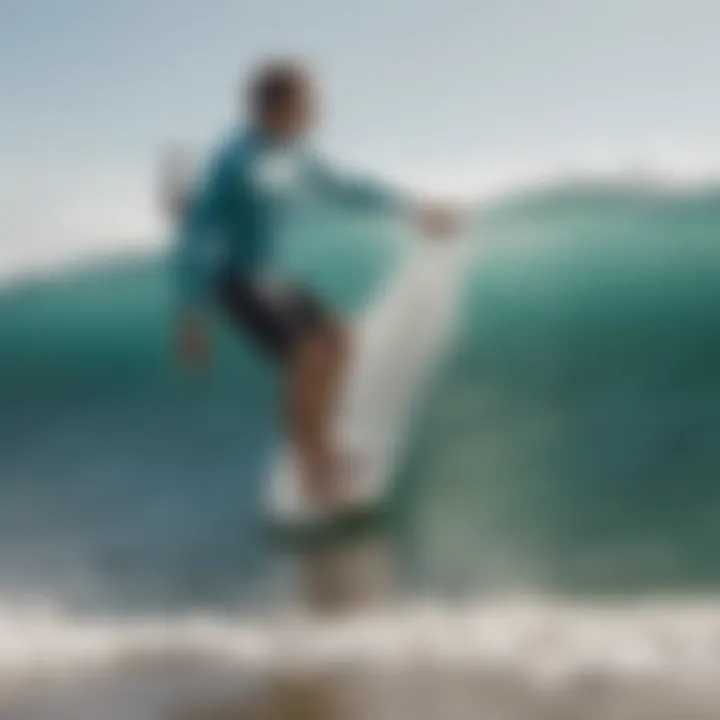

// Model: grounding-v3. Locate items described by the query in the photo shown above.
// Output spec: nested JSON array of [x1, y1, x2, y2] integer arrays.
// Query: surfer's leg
[[288, 323, 350, 500], [216, 272, 349, 499]]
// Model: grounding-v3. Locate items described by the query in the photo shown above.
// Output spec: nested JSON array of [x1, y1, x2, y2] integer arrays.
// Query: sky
[[2, 0, 720, 268]]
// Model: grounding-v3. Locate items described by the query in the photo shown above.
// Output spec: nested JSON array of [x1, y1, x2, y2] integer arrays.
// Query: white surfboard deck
[[267, 233, 468, 527]]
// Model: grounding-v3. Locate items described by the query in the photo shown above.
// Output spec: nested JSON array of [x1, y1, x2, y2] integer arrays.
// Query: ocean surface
[[2, 182, 720, 717]]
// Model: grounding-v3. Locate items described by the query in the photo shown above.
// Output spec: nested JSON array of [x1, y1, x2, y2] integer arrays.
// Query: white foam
[[4, 598, 720, 686]]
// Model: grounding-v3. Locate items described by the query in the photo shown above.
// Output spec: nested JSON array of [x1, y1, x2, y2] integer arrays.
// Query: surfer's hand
[[415, 203, 458, 239], [175, 315, 209, 369]]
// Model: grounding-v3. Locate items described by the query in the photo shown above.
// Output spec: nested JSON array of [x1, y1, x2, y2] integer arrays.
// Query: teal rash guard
[[174, 128, 405, 313]]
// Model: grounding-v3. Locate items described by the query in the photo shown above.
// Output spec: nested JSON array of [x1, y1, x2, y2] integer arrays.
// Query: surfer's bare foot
[[302, 450, 338, 506], [305, 449, 362, 508]]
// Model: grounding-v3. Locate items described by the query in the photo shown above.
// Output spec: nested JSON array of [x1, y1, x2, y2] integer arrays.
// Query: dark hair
[[248, 60, 309, 120]]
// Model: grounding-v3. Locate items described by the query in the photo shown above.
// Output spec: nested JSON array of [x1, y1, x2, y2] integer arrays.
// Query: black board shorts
[[216, 270, 332, 361]]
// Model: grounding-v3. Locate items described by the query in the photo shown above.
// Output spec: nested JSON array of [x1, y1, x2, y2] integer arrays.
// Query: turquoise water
[[2, 185, 720, 610]]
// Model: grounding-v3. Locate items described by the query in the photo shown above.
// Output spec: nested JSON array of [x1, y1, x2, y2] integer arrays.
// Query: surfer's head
[[247, 60, 316, 141]]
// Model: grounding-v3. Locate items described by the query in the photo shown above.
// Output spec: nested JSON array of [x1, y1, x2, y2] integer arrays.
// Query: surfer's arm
[[173, 203, 216, 367], [173, 152, 233, 368], [306, 155, 458, 238], [307, 155, 408, 214], [173, 154, 231, 315]]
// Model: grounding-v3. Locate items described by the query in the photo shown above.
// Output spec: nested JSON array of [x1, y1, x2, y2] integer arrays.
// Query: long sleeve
[[173, 153, 232, 313], [306, 154, 408, 215]]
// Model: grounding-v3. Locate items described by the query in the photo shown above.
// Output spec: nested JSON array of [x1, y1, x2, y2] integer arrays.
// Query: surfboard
[[267, 233, 468, 528]]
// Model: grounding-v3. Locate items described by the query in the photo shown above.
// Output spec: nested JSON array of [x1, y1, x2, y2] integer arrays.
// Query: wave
[[1, 183, 720, 612], [2, 170, 720, 285]]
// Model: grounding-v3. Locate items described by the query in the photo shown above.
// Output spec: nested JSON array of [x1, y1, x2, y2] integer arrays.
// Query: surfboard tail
[[268, 235, 470, 528]]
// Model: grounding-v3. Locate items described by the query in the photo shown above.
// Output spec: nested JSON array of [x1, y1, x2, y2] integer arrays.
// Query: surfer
[[173, 59, 455, 504]]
